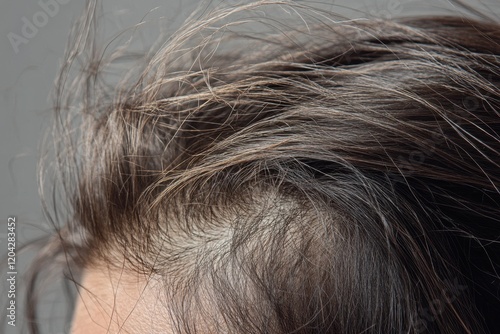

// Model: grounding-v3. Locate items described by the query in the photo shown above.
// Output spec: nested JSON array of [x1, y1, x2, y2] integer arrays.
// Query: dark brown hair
[[26, 1, 500, 333]]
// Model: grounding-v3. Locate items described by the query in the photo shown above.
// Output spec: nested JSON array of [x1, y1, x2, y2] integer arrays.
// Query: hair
[[25, 0, 500, 333]]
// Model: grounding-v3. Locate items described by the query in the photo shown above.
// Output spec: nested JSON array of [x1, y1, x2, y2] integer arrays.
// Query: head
[[28, 1, 500, 333]]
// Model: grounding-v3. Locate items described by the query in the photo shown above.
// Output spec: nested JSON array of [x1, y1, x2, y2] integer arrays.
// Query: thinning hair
[[27, 1, 500, 333]]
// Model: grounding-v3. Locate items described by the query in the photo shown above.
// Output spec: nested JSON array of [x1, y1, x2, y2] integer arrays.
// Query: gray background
[[1, 0, 498, 333]]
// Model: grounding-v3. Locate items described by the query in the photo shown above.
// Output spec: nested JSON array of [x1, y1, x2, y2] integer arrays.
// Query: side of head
[[31, 2, 500, 333]]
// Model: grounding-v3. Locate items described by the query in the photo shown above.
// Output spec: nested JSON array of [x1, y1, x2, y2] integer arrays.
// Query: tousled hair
[[26, 1, 500, 333]]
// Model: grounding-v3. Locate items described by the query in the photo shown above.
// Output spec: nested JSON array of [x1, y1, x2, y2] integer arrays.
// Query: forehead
[[70, 265, 169, 334]]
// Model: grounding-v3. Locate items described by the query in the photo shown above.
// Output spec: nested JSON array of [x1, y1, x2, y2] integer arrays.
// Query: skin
[[70, 264, 171, 334]]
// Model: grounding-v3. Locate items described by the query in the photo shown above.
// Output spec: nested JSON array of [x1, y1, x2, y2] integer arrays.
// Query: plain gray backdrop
[[1, 0, 498, 333]]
